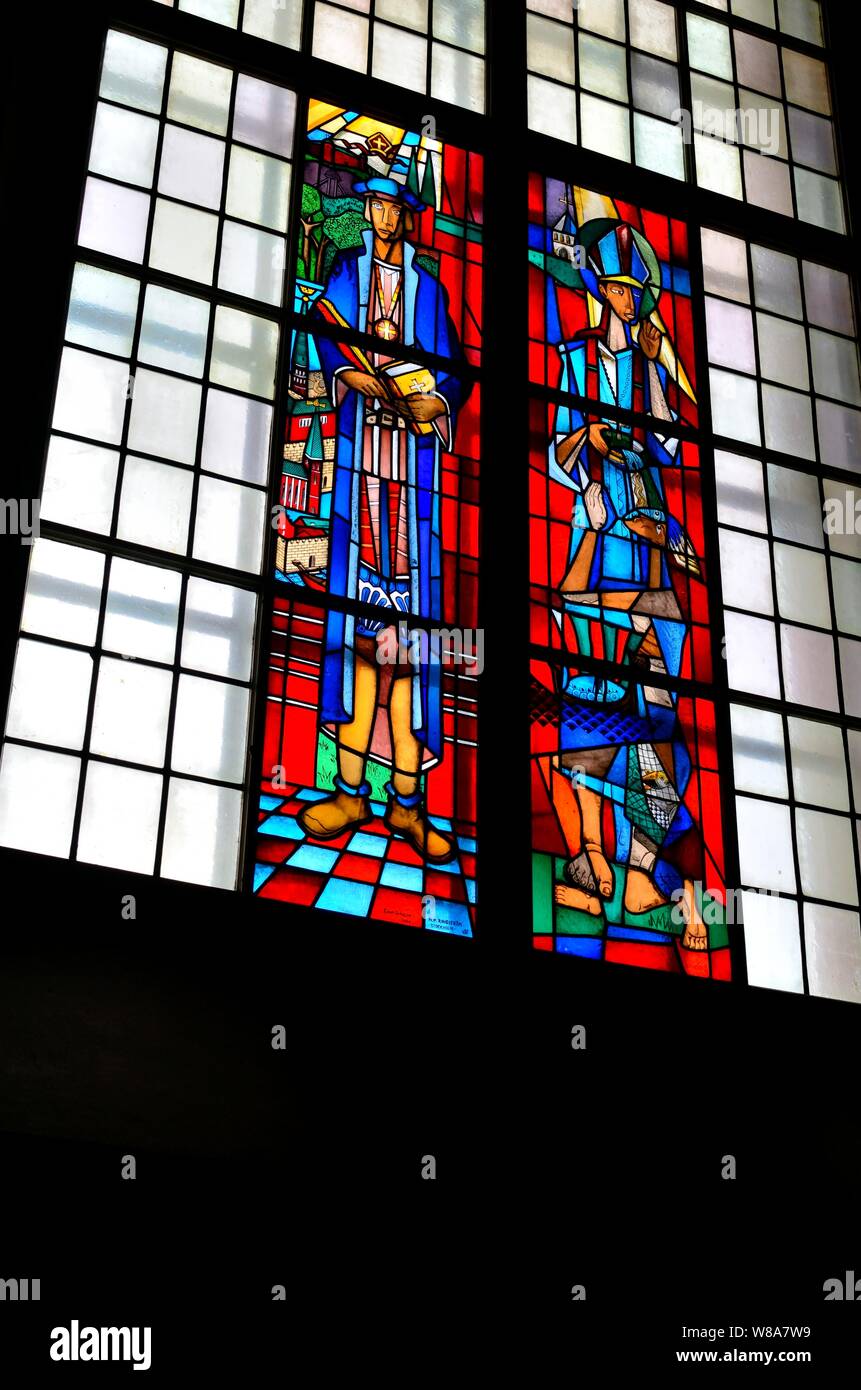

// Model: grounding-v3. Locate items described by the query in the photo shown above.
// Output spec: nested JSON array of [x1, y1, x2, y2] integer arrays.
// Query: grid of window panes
[[153, 0, 487, 113], [0, 31, 296, 887]]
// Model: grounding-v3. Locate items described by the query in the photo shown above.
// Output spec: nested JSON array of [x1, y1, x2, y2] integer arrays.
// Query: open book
[[317, 298, 437, 436]]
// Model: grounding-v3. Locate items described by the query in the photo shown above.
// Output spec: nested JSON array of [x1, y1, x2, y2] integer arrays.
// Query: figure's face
[[369, 196, 405, 242], [600, 280, 638, 322]]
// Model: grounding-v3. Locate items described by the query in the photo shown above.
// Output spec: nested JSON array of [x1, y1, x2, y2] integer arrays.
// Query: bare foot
[[679, 878, 709, 951], [554, 883, 602, 915], [624, 867, 668, 915], [583, 842, 614, 899]]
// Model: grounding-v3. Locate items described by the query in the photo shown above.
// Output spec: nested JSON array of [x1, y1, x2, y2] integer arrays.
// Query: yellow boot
[[298, 778, 372, 841], [383, 785, 456, 864]]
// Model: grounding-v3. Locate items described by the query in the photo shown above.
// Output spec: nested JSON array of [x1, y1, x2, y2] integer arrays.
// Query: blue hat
[[353, 176, 426, 212]]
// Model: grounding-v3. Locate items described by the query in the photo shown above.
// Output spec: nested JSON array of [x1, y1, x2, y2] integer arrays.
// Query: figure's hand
[[639, 319, 662, 361], [588, 422, 613, 456], [398, 393, 447, 424], [584, 481, 607, 530], [340, 369, 383, 398]]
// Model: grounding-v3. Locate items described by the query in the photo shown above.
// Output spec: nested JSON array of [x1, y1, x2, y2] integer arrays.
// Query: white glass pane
[[779, 0, 823, 43], [139, 285, 210, 378], [736, 795, 797, 891], [709, 368, 761, 445], [632, 52, 680, 120], [218, 221, 285, 307], [692, 72, 738, 143], [66, 264, 139, 357], [528, 75, 577, 143], [751, 244, 801, 318], [579, 33, 628, 101], [715, 451, 767, 532], [789, 108, 837, 176], [810, 330, 861, 407], [243, 0, 303, 48], [89, 102, 159, 188], [180, 0, 240, 22], [733, 0, 775, 23], [762, 385, 815, 460], [581, 94, 631, 161], [634, 114, 685, 180], [527, 14, 575, 83], [373, 25, 427, 92], [53, 348, 130, 446], [127, 368, 202, 465], [161, 777, 243, 888], [0, 744, 81, 857], [193, 476, 266, 573], [226, 146, 291, 231], [782, 49, 830, 115], [794, 169, 846, 235], [90, 657, 172, 766], [168, 52, 233, 134], [41, 436, 120, 536], [701, 228, 749, 303], [803, 262, 854, 335], [788, 716, 850, 810], [376, 0, 427, 29], [695, 135, 743, 199], [816, 400, 861, 475], [182, 578, 256, 679], [767, 464, 823, 546], [706, 297, 756, 372], [797, 808, 858, 904], [431, 42, 485, 112], [21, 539, 104, 645], [577, 0, 625, 41], [725, 610, 780, 697], [804, 905, 861, 1005], [5, 639, 93, 751], [831, 557, 861, 637], [100, 30, 168, 114], [158, 125, 225, 210], [313, 4, 369, 69], [117, 456, 194, 554], [78, 177, 150, 264], [149, 200, 219, 285], [739, 92, 787, 158], [210, 306, 279, 399], [781, 625, 839, 710], [201, 389, 272, 483], [687, 14, 732, 77], [839, 638, 861, 718], [103, 559, 182, 663], [743, 150, 793, 218], [823, 478, 861, 560], [77, 762, 163, 875], [756, 313, 808, 390], [171, 675, 249, 781], [233, 74, 296, 158], [743, 893, 803, 993], [730, 703, 788, 797], [734, 32, 781, 98], [630, 0, 677, 59], [720, 529, 773, 613], [433, 0, 484, 53]]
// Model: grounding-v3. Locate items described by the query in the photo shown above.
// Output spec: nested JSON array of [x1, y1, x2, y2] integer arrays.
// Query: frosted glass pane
[[715, 451, 767, 532], [797, 809, 858, 904], [720, 528, 773, 613], [581, 94, 631, 162], [527, 14, 575, 83], [804, 905, 861, 1005], [751, 244, 801, 318], [850, 731, 861, 802], [709, 369, 761, 445], [201, 389, 272, 484], [687, 14, 732, 78], [78, 178, 150, 263], [756, 313, 808, 389], [781, 625, 839, 710], [149, 200, 219, 285], [767, 464, 823, 547], [53, 348, 130, 446], [634, 114, 685, 180], [41, 436, 119, 535], [701, 229, 749, 303], [210, 306, 278, 399], [695, 135, 742, 199], [734, 33, 781, 97], [0, 744, 81, 858], [823, 478, 861, 560], [810, 330, 861, 407], [6, 639, 93, 751], [794, 169, 846, 235], [433, 0, 484, 53], [89, 103, 159, 188], [233, 75, 296, 158], [193, 476, 266, 572], [21, 539, 104, 645], [372, 25, 427, 93], [243, 0, 303, 48], [630, 0, 676, 59], [579, 33, 628, 101], [139, 285, 210, 377], [816, 400, 861, 475], [528, 75, 577, 142], [840, 639, 861, 717], [226, 146, 291, 231], [789, 108, 837, 175], [743, 151, 793, 218], [706, 298, 755, 372], [577, 0, 625, 41], [180, 0, 240, 22], [313, 4, 369, 70], [182, 578, 256, 679], [725, 610, 780, 697], [774, 544, 831, 626], [218, 221, 285, 307], [831, 558, 861, 637], [168, 52, 232, 134], [158, 125, 225, 210], [788, 717, 849, 810], [692, 73, 738, 143], [528, 0, 574, 16], [730, 703, 787, 798], [737, 91, 786, 158], [736, 795, 797, 892], [782, 50, 830, 115], [103, 559, 182, 663], [161, 778, 242, 888], [127, 369, 202, 465], [762, 386, 815, 460], [431, 44, 485, 112], [66, 264, 139, 357], [733, 0, 775, 22], [77, 762, 162, 875], [743, 893, 802, 993], [117, 456, 194, 554], [779, 0, 823, 46], [90, 657, 172, 765], [632, 52, 680, 120], [171, 675, 249, 781], [100, 31, 167, 114]]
